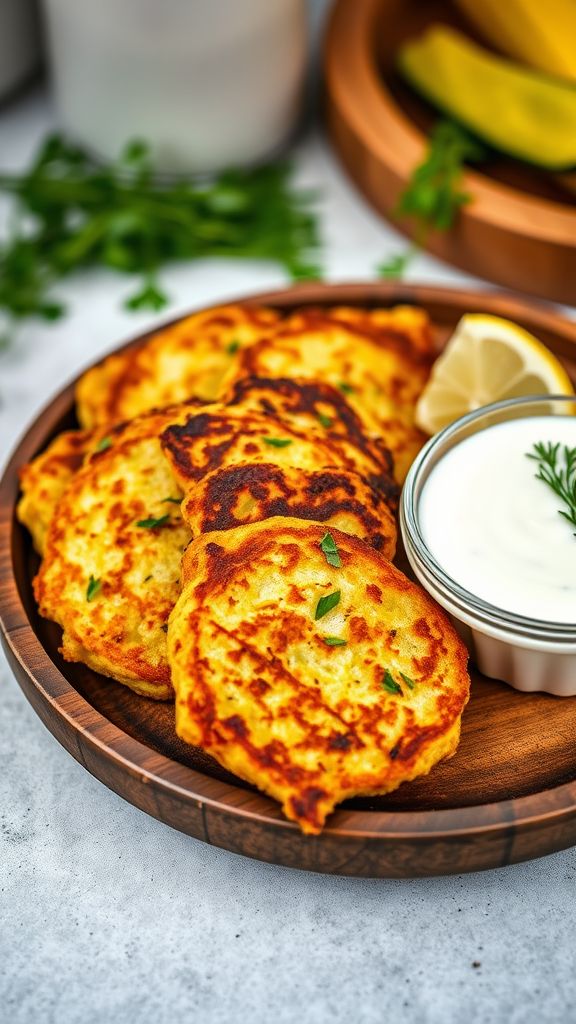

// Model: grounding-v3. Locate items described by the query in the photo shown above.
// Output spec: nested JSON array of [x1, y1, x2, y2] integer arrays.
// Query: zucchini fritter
[[182, 462, 397, 557], [34, 409, 191, 698], [161, 380, 397, 501], [18, 429, 96, 556], [75, 304, 279, 428], [168, 519, 470, 834], [234, 307, 433, 481]]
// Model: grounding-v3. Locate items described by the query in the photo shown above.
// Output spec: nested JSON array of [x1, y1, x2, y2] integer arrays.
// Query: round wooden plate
[[3, 282, 576, 878], [324, 0, 576, 305]]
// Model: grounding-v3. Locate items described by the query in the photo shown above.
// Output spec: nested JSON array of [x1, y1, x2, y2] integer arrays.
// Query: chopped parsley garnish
[[136, 514, 170, 529], [382, 669, 403, 695], [338, 381, 354, 395], [315, 590, 341, 620], [324, 636, 347, 647], [227, 339, 240, 354], [317, 412, 333, 429], [262, 437, 293, 448], [95, 436, 112, 452], [161, 496, 181, 504], [400, 672, 415, 690], [86, 575, 101, 602], [320, 532, 341, 568]]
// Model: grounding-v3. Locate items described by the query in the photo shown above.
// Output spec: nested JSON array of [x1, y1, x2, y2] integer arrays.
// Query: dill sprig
[[527, 441, 576, 535]]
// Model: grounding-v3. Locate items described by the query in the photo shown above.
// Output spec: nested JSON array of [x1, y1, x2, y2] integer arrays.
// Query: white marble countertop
[[2, 86, 576, 1024]]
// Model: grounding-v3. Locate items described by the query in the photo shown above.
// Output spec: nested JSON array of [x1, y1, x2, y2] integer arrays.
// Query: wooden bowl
[[324, 0, 576, 305], [3, 282, 576, 877]]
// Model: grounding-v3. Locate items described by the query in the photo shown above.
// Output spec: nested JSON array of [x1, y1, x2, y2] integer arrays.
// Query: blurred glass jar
[[41, 0, 307, 173], [0, 0, 41, 101]]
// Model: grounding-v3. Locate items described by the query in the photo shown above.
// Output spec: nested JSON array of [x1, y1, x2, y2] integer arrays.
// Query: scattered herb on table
[[0, 134, 322, 340], [262, 436, 293, 448], [320, 532, 341, 568], [382, 669, 403, 695], [86, 575, 102, 601], [324, 636, 347, 647], [377, 249, 416, 281], [376, 120, 486, 281], [527, 441, 576, 535], [136, 514, 171, 529], [315, 590, 341, 621]]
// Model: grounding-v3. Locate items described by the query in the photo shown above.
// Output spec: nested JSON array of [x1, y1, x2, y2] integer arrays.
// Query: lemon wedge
[[415, 313, 574, 435]]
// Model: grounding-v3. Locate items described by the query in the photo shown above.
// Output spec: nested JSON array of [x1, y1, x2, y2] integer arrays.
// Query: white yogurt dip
[[418, 416, 576, 624]]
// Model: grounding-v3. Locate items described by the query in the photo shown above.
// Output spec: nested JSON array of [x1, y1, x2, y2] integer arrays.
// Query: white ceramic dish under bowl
[[400, 396, 576, 697]]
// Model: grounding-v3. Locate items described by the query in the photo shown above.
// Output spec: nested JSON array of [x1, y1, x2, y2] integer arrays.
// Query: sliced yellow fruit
[[415, 314, 574, 435]]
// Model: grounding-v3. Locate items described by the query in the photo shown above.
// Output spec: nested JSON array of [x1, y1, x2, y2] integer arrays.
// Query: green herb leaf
[[136, 514, 170, 529], [320, 532, 341, 568], [0, 135, 322, 337], [161, 496, 181, 504], [338, 381, 354, 395], [315, 590, 341, 621], [396, 120, 486, 238], [227, 339, 240, 355], [527, 442, 576, 536], [317, 412, 333, 429], [324, 636, 347, 646], [86, 575, 101, 602], [125, 280, 168, 312], [262, 437, 293, 448], [95, 436, 112, 452], [382, 669, 403, 695], [400, 672, 415, 690], [377, 250, 415, 280]]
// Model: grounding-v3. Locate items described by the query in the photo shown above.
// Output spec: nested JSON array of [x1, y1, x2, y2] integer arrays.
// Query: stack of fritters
[[18, 301, 469, 832]]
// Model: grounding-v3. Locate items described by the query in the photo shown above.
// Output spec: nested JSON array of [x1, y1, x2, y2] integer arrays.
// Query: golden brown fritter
[[18, 429, 97, 555], [323, 304, 435, 359], [182, 462, 397, 557], [233, 307, 433, 481], [34, 409, 191, 698], [225, 375, 395, 484], [168, 518, 470, 834], [161, 379, 397, 504], [75, 304, 279, 428]]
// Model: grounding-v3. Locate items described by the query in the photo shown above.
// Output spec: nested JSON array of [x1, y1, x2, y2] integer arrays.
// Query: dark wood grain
[[324, 0, 576, 306], [2, 282, 576, 877]]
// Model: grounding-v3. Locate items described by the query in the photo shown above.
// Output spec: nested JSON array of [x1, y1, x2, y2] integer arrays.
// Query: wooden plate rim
[[3, 281, 576, 845], [324, 0, 576, 242]]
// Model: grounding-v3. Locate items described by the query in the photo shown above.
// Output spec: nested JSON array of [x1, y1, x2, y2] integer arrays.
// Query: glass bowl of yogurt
[[400, 395, 576, 696]]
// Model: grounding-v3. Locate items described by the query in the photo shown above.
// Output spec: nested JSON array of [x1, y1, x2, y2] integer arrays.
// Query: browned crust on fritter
[[170, 519, 470, 833], [231, 310, 432, 482], [75, 304, 279, 428], [161, 380, 398, 503], [34, 409, 192, 698], [181, 461, 397, 557], [225, 375, 395, 481], [17, 429, 98, 555]]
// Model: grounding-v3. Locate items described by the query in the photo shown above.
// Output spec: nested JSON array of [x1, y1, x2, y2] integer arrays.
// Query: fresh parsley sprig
[[527, 441, 576, 536], [377, 120, 486, 281], [0, 134, 322, 339]]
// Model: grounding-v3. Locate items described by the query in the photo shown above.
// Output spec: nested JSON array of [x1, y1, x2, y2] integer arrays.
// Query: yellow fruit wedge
[[415, 314, 574, 435], [454, 0, 576, 83]]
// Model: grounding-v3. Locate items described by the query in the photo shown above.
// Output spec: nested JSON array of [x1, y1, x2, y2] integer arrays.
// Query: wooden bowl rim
[[324, 0, 576, 242], [3, 280, 576, 843]]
